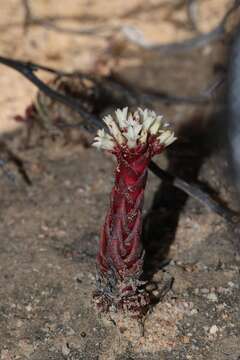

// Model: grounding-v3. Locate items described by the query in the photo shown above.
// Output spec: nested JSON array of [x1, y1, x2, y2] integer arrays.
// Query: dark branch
[[0, 55, 236, 222], [0, 56, 103, 132], [0, 141, 31, 185], [149, 162, 237, 224]]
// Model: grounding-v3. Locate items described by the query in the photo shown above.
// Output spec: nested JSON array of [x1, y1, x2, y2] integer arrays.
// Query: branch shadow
[[142, 115, 215, 280]]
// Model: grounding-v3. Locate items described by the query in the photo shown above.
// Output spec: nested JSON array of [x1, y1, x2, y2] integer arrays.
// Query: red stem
[[95, 143, 164, 315]]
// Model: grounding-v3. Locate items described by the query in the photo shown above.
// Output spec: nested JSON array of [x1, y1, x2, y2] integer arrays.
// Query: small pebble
[[216, 303, 226, 311], [182, 336, 190, 344], [207, 293, 218, 302], [66, 327, 75, 336], [25, 304, 32, 312], [209, 325, 218, 335], [62, 342, 70, 357], [16, 320, 23, 328], [190, 309, 198, 315]]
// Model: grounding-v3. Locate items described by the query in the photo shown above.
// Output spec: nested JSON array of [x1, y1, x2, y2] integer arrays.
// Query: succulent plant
[[93, 107, 176, 317]]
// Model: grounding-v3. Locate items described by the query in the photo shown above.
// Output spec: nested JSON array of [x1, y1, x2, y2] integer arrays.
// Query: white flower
[[103, 115, 125, 145], [92, 129, 115, 150], [158, 130, 177, 147], [149, 115, 163, 135], [115, 107, 128, 129], [93, 107, 176, 150]]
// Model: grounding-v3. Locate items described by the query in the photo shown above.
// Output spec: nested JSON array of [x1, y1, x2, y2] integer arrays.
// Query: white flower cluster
[[93, 107, 176, 151]]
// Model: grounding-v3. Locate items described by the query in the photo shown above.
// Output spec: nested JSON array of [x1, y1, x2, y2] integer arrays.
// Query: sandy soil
[[0, 0, 240, 359]]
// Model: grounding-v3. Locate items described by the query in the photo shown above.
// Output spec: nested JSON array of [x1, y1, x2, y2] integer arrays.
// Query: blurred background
[[0, 0, 238, 134]]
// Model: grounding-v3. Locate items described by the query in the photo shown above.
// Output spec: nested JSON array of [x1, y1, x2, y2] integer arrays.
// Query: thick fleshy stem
[[92, 108, 176, 317]]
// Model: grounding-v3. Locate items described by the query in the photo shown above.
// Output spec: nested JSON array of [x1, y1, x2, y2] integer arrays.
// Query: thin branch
[[121, 1, 240, 54], [187, 0, 199, 32], [24, 61, 72, 76], [149, 162, 237, 224], [21, 0, 32, 30], [34, 22, 114, 37], [0, 141, 31, 185], [21, 0, 115, 37], [0, 56, 103, 133], [120, 0, 179, 19], [0, 56, 236, 222], [0, 57, 217, 110], [20, 0, 239, 50]]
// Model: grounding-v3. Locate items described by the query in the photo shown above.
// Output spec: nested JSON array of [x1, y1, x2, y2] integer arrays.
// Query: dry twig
[[0, 56, 236, 222], [21, 0, 116, 36]]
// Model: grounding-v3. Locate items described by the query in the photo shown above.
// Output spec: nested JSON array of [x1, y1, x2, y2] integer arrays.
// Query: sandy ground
[[0, 0, 240, 359]]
